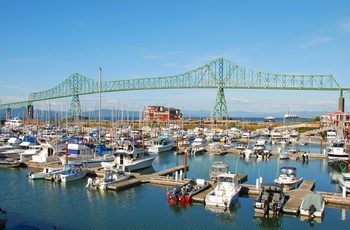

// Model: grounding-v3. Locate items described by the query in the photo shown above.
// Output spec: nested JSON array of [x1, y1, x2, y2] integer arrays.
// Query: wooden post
[[320, 137, 323, 154]]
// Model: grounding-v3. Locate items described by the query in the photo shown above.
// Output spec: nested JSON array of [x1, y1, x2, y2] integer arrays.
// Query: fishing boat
[[55, 164, 89, 183], [167, 178, 210, 204], [209, 161, 229, 182], [254, 183, 287, 217], [274, 166, 303, 190], [86, 168, 131, 190], [205, 173, 241, 207], [28, 167, 65, 180], [300, 192, 325, 219], [101, 139, 158, 172]]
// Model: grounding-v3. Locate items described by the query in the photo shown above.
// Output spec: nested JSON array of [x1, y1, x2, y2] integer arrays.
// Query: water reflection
[[253, 215, 282, 229], [205, 201, 241, 223]]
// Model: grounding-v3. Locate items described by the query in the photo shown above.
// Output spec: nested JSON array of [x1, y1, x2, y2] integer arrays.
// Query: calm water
[[1, 142, 350, 230]]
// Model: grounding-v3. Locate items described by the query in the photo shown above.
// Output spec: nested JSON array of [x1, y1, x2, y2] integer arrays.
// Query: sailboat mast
[[98, 68, 102, 155]]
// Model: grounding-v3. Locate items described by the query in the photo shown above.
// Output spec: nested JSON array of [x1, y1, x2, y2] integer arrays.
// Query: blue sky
[[1, 0, 350, 117]]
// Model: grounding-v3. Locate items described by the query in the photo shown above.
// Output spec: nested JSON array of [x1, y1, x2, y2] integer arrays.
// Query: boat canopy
[[301, 193, 324, 211], [279, 166, 297, 176]]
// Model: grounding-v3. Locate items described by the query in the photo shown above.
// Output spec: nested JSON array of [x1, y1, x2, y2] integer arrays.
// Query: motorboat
[[278, 152, 291, 160], [188, 146, 206, 155], [81, 145, 115, 168], [4, 117, 24, 130], [20, 145, 42, 161], [300, 192, 325, 220], [254, 183, 287, 217], [239, 147, 254, 158], [205, 173, 241, 207], [326, 138, 349, 164], [86, 168, 131, 190], [253, 143, 266, 152], [101, 139, 158, 172], [31, 140, 61, 163], [209, 161, 229, 182], [148, 136, 176, 153], [167, 178, 210, 205], [58, 137, 95, 166], [235, 142, 247, 150], [274, 166, 303, 190], [0, 158, 22, 168], [0, 137, 22, 157], [338, 172, 350, 193], [55, 164, 89, 183], [191, 137, 207, 148], [28, 167, 64, 180]]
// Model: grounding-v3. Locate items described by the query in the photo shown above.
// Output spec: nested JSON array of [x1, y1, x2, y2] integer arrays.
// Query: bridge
[[0, 57, 349, 120]]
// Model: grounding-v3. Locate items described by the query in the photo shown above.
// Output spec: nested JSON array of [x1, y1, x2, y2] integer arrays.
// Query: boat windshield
[[280, 168, 296, 177]]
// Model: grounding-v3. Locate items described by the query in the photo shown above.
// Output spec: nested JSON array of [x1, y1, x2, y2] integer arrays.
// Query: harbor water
[[1, 142, 350, 230]]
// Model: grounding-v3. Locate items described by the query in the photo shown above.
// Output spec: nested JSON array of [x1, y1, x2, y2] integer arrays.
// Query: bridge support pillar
[[338, 98, 344, 112], [26, 105, 34, 120], [6, 108, 11, 120], [68, 95, 82, 122]]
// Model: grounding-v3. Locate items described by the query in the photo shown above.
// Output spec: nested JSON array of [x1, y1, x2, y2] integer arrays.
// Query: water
[[1, 144, 350, 230]]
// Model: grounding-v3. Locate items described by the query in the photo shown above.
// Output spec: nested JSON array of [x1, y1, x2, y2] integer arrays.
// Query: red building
[[143, 106, 182, 121]]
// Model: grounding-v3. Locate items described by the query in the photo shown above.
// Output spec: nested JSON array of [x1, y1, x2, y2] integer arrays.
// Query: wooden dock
[[106, 165, 189, 190]]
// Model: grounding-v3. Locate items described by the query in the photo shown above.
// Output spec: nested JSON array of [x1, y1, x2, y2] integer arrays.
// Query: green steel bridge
[[0, 57, 349, 120]]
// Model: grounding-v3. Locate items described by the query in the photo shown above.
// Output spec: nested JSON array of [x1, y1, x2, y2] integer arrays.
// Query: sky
[[1, 0, 350, 118]]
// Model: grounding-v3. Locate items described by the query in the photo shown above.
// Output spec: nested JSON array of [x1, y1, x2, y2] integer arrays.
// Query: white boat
[[326, 138, 349, 164], [209, 162, 229, 181], [253, 143, 266, 151], [205, 173, 241, 207], [0, 158, 22, 168], [86, 168, 131, 189], [4, 117, 24, 130], [274, 166, 303, 190], [58, 137, 94, 166], [81, 145, 115, 168], [300, 192, 325, 219], [31, 140, 60, 163], [338, 172, 350, 193], [56, 164, 89, 183], [20, 145, 42, 161], [101, 139, 158, 172], [148, 136, 175, 153], [0, 137, 22, 157], [191, 137, 207, 148], [279, 152, 291, 160], [28, 167, 64, 180]]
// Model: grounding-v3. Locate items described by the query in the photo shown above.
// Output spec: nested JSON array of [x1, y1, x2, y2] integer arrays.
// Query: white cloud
[[300, 36, 332, 49]]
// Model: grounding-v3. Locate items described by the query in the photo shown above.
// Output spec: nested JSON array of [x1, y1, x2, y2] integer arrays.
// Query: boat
[[20, 145, 42, 161], [284, 113, 299, 119], [0, 158, 22, 168], [274, 166, 303, 190], [209, 161, 229, 181], [278, 152, 291, 160], [148, 136, 176, 153], [28, 167, 64, 180], [205, 173, 241, 207], [326, 138, 349, 164], [101, 139, 158, 172], [4, 117, 24, 130], [55, 164, 89, 183], [81, 146, 115, 168], [31, 140, 61, 163], [300, 192, 325, 220], [253, 183, 288, 217], [338, 172, 350, 193], [239, 147, 254, 158], [58, 137, 95, 166], [191, 137, 207, 148], [188, 146, 206, 155], [167, 178, 210, 204], [86, 168, 131, 189], [0, 137, 22, 158]]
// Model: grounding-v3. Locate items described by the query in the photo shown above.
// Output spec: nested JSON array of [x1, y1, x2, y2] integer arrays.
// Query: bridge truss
[[0, 58, 345, 120]]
